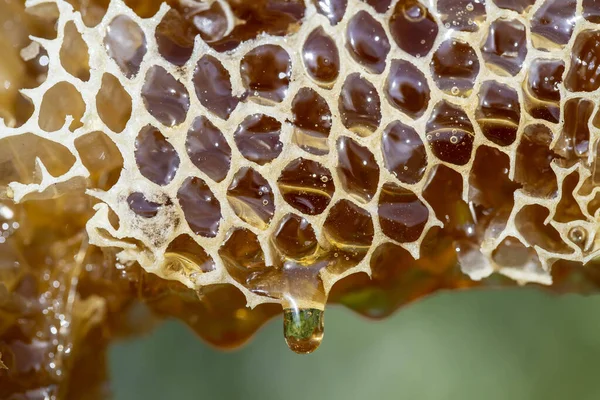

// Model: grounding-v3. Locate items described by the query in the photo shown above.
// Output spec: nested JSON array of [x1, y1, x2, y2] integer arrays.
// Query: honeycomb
[[3, 0, 600, 396]]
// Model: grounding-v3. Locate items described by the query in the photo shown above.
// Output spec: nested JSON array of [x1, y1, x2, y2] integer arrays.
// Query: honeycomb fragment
[[6, 0, 600, 391]]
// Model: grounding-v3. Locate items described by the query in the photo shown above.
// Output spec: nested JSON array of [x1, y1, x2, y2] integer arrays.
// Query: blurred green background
[[109, 288, 600, 399]]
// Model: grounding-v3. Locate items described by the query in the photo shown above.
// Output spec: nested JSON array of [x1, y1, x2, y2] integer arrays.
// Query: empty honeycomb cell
[[290, 88, 332, 156], [426, 101, 475, 166], [185, 116, 231, 183], [141, 66, 190, 127], [346, 10, 390, 74], [59, 21, 90, 81], [378, 182, 428, 242], [323, 199, 374, 256], [389, 0, 438, 58], [336, 136, 379, 203], [64, 0, 107, 27], [165, 234, 215, 274], [312, 0, 346, 25], [555, 98, 592, 162], [226, 167, 275, 230], [277, 158, 335, 215], [207, 0, 305, 53], [492, 0, 534, 13], [177, 176, 221, 238], [183, 2, 228, 43], [531, 0, 576, 49], [74, 131, 123, 191], [584, 0, 600, 22], [481, 19, 527, 77], [492, 237, 542, 272], [555, 172, 586, 223], [381, 121, 427, 185], [430, 39, 479, 97], [274, 213, 318, 260], [516, 205, 572, 254], [338, 73, 381, 136], [515, 124, 560, 198], [475, 81, 520, 146], [468, 146, 519, 226], [437, 0, 486, 32], [0, 133, 75, 186], [234, 114, 283, 165], [384, 59, 430, 119], [422, 164, 473, 235], [565, 31, 600, 93], [523, 59, 564, 124], [302, 27, 340, 87], [240, 44, 291, 104], [134, 125, 180, 186], [39, 81, 85, 132], [127, 192, 162, 218], [193, 55, 240, 120], [104, 15, 147, 79], [155, 9, 195, 67], [96, 73, 132, 133]]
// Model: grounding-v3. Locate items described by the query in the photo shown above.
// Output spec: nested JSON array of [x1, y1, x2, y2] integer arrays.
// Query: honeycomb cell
[[531, 0, 576, 49], [64, 0, 106, 27], [127, 192, 162, 218], [135, 125, 180, 186], [193, 55, 239, 121], [96, 73, 132, 133], [584, 0, 600, 22], [155, 9, 195, 67], [75, 131, 123, 191], [437, 0, 486, 32], [492, 237, 542, 272], [515, 205, 571, 254], [555, 98, 592, 161], [339, 73, 381, 136], [336, 136, 379, 203], [346, 10, 390, 74], [382, 121, 427, 185], [234, 114, 283, 165], [39, 82, 85, 132], [165, 234, 215, 273], [481, 19, 527, 77], [104, 15, 147, 79], [186, 116, 232, 183], [220, 228, 266, 286], [426, 101, 475, 166], [141, 66, 190, 127], [240, 44, 291, 104], [291, 88, 332, 156], [186, 2, 228, 43], [311, 0, 346, 25], [515, 124, 560, 198], [177, 176, 221, 237], [385, 59, 430, 119], [323, 199, 374, 268], [378, 182, 428, 242], [226, 167, 275, 230], [274, 213, 318, 259], [430, 39, 479, 97], [362, 0, 391, 12], [302, 27, 340, 86], [492, 0, 534, 13], [60, 21, 90, 81], [523, 59, 564, 124], [555, 172, 586, 223], [423, 164, 472, 234], [389, 0, 439, 58], [278, 158, 335, 215], [475, 81, 520, 146], [565, 31, 600, 93]]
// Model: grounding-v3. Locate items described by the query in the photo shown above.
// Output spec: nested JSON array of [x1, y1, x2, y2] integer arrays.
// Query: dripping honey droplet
[[283, 308, 324, 354]]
